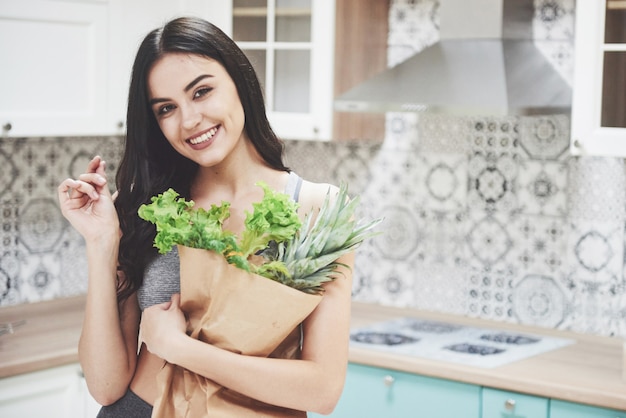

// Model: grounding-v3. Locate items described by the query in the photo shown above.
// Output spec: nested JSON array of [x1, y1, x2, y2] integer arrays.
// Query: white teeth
[[189, 127, 218, 145]]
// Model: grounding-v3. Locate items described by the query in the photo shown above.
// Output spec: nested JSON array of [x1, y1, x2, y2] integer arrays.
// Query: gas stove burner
[[407, 319, 463, 334], [444, 343, 506, 356], [350, 331, 420, 346], [480, 333, 540, 345]]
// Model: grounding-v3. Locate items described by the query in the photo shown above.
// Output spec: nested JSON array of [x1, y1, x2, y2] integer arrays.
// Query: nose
[[181, 103, 202, 131]]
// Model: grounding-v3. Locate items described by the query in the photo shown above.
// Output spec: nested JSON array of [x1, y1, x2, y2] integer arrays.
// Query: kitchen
[[1, 0, 626, 417]]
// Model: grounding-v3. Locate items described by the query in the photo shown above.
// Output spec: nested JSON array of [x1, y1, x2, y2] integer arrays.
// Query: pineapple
[[258, 182, 382, 295]]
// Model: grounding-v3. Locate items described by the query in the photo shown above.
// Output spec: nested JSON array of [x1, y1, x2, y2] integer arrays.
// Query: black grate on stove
[[444, 343, 506, 356], [350, 331, 420, 346], [480, 333, 540, 345]]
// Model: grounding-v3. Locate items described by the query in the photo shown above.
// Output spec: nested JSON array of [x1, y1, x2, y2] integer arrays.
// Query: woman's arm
[[79, 254, 141, 406], [140, 182, 354, 414], [58, 156, 140, 405]]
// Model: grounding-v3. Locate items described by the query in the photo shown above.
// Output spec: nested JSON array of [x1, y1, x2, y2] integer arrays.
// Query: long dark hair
[[114, 17, 288, 302]]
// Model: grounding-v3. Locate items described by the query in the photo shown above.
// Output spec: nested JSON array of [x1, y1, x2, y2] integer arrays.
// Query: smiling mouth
[[188, 126, 218, 145]]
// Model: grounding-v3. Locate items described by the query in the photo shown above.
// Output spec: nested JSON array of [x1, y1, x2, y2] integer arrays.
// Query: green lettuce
[[137, 182, 301, 274]]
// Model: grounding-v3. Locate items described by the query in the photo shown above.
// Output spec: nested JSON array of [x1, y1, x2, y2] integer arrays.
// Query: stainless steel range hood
[[334, 0, 572, 116]]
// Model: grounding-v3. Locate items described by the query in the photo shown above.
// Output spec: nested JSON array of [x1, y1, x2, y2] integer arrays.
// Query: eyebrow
[[185, 74, 213, 92], [148, 74, 214, 106]]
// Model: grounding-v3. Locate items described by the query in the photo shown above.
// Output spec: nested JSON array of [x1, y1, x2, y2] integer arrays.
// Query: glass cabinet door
[[233, 1, 312, 115], [232, 0, 333, 140], [601, 2, 626, 128]]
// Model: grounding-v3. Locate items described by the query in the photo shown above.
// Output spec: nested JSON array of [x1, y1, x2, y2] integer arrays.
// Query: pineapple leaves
[[275, 182, 383, 294]]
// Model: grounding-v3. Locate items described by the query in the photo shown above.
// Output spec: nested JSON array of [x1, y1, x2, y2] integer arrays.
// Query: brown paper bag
[[152, 246, 323, 418]]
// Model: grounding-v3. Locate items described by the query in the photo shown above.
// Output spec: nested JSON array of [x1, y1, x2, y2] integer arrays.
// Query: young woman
[[58, 17, 352, 417]]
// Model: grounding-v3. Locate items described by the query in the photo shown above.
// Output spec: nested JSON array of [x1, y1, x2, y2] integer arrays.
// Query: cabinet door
[[0, 364, 85, 418], [0, 0, 108, 137], [571, 0, 626, 157], [482, 387, 548, 418], [310, 363, 480, 418], [232, 0, 334, 140], [551, 399, 626, 418]]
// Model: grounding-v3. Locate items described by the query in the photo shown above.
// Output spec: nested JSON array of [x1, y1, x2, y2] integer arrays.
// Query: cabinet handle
[[504, 398, 516, 411], [383, 375, 395, 387]]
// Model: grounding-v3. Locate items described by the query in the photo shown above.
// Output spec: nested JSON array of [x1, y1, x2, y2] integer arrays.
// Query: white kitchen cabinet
[[0, 0, 109, 137], [0, 0, 232, 138], [231, 0, 335, 140], [0, 363, 99, 418], [570, 0, 626, 157]]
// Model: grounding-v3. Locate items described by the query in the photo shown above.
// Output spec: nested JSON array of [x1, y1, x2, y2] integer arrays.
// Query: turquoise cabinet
[[551, 399, 626, 418], [309, 363, 626, 418], [482, 388, 548, 418], [310, 363, 480, 418]]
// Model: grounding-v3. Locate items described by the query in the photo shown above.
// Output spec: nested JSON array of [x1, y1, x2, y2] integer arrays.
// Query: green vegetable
[[238, 182, 302, 261], [137, 188, 237, 256], [138, 183, 301, 273], [138, 181, 382, 294]]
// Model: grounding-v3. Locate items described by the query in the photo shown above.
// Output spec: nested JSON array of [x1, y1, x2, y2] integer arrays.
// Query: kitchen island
[[1, 296, 625, 412]]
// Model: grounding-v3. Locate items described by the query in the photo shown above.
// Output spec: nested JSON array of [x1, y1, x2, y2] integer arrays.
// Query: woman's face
[[147, 53, 246, 168]]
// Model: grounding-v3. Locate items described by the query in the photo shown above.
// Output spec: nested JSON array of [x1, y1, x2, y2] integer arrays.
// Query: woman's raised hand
[[58, 155, 120, 244]]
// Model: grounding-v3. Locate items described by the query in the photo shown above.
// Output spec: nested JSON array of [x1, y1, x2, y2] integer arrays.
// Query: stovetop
[[349, 317, 574, 368]]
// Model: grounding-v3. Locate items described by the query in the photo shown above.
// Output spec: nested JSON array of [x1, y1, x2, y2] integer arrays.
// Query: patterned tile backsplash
[[0, 136, 124, 305], [284, 112, 626, 339], [2, 0, 625, 339]]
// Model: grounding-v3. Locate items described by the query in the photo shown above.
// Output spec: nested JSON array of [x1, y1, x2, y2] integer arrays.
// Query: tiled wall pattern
[[2, 1, 626, 339], [283, 113, 626, 339], [295, 0, 626, 339], [0, 137, 124, 305]]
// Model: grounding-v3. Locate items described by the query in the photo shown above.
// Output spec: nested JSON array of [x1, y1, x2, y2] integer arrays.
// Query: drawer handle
[[383, 375, 395, 387], [504, 399, 516, 411]]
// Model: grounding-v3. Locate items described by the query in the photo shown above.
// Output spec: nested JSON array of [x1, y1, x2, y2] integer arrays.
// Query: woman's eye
[[194, 87, 212, 99], [157, 104, 175, 116]]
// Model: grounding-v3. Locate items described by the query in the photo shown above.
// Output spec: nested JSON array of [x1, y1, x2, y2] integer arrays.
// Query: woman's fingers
[[58, 155, 105, 204], [85, 155, 102, 174], [88, 158, 114, 199], [77, 172, 107, 189], [57, 156, 121, 243], [58, 178, 99, 204], [67, 158, 112, 201], [95, 158, 106, 177]]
